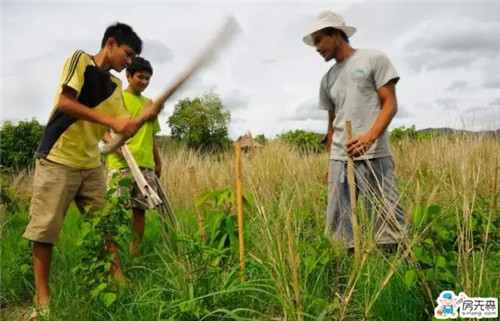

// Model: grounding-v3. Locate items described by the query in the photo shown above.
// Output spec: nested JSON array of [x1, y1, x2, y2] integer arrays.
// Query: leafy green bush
[[254, 134, 268, 145], [0, 119, 44, 169], [72, 174, 132, 308], [168, 92, 231, 153], [389, 125, 418, 142], [277, 129, 324, 153]]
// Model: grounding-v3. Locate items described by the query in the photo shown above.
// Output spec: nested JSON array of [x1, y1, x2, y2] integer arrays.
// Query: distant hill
[[418, 127, 500, 138]]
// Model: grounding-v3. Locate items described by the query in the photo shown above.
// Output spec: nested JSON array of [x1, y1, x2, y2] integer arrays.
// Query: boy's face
[[108, 39, 136, 72], [127, 70, 151, 94]]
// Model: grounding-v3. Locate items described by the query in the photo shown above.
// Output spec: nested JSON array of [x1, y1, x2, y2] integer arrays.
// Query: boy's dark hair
[[126, 57, 153, 76], [322, 27, 349, 43], [101, 22, 142, 55]]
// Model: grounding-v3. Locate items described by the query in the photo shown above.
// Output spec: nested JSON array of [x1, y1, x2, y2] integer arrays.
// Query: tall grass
[[1, 134, 498, 320]]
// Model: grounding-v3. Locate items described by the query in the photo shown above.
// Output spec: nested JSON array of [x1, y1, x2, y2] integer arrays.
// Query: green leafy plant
[[405, 205, 457, 291], [72, 174, 132, 308], [196, 188, 254, 258], [0, 119, 44, 169]]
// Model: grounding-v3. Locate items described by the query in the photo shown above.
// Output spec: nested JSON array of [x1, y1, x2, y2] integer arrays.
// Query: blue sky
[[2, 1, 499, 138]]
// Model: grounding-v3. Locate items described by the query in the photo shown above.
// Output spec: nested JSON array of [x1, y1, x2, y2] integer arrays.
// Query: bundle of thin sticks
[[117, 141, 178, 233]]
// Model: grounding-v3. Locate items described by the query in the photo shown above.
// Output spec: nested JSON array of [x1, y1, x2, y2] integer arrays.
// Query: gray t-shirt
[[319, 49, 399, 160]]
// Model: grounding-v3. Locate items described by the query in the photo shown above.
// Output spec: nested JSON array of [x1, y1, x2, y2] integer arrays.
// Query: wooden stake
[[188, 166, 207, 242], [346, 120, 361, 261], [235, 141, 246, 282]]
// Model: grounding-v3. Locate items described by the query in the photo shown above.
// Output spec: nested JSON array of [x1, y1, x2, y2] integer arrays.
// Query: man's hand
[[140, 101, 164, 123], [346, 133, 376, 157], [114, 147, 124, 158], [102, 131, 125, 156], [108, 118, 141, 139]]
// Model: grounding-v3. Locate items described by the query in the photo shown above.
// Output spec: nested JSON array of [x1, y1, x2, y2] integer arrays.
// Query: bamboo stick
[[346, 120, 361, 261], [235, 141, 246, 282], [120, 144, 162, 208]]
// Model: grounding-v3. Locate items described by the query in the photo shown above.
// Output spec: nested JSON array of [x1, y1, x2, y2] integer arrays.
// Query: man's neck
[[334, 44, 356, 63], [93, 50, 111, 71], [125, 87, 142, 96]]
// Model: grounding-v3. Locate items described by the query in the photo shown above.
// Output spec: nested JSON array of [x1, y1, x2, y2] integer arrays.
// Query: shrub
[[0, 119, 44, 169], [277, 129, 324, 153]]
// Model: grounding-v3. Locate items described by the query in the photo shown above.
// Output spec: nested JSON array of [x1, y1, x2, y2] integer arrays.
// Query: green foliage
[[389, 125, 436, 142], [0, 119, 44, 169], [0, 209, 33, 306], [168, 92, 231, 153], [158, 196, 264, 320], [0, 174, 30, 214], [277, 129, 324, 153], [72, 174, 132, 309], [254, 134, 268, 145], [404, 205, 457, 291], [196, 188, 254, 214], [389, 125, 418, 142], [405, 203, 500, 294], [196, 188, 254, 258]]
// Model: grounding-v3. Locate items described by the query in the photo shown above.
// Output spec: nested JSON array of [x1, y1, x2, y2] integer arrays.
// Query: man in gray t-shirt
[[303, 11, 405, 248]]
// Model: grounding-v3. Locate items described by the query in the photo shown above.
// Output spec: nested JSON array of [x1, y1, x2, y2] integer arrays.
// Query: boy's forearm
[[59, 86, 143, 138], [153, 137, 162, 165], [58, 89, 113, 127]]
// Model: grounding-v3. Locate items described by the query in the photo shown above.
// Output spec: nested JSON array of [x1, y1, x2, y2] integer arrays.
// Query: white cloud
[[447, 80, 468, 92]]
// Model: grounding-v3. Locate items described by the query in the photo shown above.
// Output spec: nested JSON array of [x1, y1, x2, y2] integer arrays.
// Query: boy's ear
[[126, 71, 132, 80], [105, 37, 118, 49]]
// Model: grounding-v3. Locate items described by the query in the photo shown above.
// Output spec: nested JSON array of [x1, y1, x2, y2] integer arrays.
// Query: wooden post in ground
[[235, 140, 246, 283], [188, 166, 207, 242], [346, 120, 361, 261]]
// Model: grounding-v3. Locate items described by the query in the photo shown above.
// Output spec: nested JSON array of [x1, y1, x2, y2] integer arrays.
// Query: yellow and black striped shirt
[[35, 50, 129, 169]]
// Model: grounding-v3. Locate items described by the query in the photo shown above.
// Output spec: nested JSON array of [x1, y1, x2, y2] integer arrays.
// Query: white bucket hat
[[302, 11, 356, 46]]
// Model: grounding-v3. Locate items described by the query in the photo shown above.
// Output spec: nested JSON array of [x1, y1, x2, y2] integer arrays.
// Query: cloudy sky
[[2, 1, 499, 138]]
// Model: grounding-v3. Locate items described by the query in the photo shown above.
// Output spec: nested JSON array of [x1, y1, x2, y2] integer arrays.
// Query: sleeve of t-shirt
[[372, 51, 400, 89], [61, 50, 87, 95], [319, 74, 335, 111]]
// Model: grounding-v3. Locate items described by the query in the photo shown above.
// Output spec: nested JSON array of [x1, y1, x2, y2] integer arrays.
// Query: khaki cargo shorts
[[106, 168, 158, 211], [23, 158, 106, 244]]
